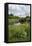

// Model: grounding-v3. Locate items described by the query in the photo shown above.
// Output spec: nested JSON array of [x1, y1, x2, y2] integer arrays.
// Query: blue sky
[[8, 4, 30, 17]]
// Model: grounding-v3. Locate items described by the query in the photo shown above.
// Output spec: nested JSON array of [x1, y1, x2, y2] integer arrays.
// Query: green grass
[[8, 19, 19, 25], [8, 19, 30, 42]]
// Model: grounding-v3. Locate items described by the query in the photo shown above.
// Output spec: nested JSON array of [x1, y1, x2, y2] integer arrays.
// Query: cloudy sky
[[8, 4, 30, 17]]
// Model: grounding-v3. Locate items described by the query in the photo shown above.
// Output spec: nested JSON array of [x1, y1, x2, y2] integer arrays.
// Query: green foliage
[[26, 16, 31, 22], [8, 15, 31, 42], [8, 22, 30, 42], [8, 19, 19, 25], [19, 18, 26, 23], [9, 14, 14, 16], [8, 16, 20, 19]]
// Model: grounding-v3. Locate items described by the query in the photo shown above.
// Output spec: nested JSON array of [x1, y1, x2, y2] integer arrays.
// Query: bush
[[19, 18, 26, 23]]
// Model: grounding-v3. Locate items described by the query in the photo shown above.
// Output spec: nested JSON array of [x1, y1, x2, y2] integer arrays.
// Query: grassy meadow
[[8, 15, 31, 42]]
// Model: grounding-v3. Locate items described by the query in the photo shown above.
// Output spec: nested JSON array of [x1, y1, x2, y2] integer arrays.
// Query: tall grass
[[8, 22, 30, 42], [8, 16, 30, 42]]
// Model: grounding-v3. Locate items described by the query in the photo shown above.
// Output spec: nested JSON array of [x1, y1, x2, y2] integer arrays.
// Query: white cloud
[[8, 4, 30, 17]]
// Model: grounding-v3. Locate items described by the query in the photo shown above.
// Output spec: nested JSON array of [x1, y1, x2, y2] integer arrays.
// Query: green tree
[[19, 18, 26, 23], [9, 14, 14, 16]]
